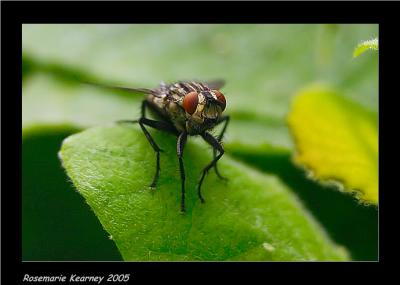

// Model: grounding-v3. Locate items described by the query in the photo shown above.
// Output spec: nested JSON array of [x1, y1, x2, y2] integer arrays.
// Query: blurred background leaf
[[287, 85, 378, 204], [353, 38, 378, 58], [22, 24, 378, 260]]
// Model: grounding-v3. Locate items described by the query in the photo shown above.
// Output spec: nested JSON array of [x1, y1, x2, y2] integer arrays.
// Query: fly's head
[[182, 89, 226, 135]]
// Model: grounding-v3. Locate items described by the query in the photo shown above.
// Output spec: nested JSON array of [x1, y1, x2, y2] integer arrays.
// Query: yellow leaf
[[287, 85, 378, 204]]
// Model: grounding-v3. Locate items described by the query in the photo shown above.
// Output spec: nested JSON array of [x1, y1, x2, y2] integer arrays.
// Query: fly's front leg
[[213, 115, 230, 180], [198, 132, 225, 203], [119, 100, 177, 189], [177, 132, 188, 213]]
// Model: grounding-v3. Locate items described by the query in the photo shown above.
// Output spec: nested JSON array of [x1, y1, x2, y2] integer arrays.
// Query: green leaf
[[226, 144, 378, 261], [59, 124, 349, 261], [287, 84, 378, 204], [353, 38, 378, 58]]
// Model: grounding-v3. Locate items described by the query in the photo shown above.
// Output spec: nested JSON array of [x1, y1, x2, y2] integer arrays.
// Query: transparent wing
[[82, 81, 160, 97]]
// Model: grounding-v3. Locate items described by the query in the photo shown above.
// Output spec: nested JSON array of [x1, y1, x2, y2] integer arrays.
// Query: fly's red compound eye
[[183, 91, 199, 115], [213, 90, 226, 111]]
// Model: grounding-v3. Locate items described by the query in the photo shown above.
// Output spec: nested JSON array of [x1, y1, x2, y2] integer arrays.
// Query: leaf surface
[[59, 124, 349, 261]]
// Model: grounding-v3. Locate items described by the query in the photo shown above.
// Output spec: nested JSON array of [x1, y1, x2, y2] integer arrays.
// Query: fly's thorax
[[147, 94, 167, 110], [149, 81, 226, 135]]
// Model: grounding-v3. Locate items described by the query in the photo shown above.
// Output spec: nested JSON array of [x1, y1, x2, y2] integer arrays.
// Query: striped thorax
[[147, 81, 226, 135]]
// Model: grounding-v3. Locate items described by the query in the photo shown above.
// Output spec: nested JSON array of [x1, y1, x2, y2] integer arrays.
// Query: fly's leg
[[177, 132, 188, 213], [118, 100, 177, 189], [213, 116, 230, 181], [198, 132, 225, 203], [138, 119, 163, 188]]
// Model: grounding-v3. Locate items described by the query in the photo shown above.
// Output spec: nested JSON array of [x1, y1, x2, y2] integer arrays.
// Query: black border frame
[[2, 0, 396, 283]]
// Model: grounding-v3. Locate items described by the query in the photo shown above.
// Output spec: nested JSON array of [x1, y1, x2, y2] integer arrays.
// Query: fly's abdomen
[[147, 93, 186, 132]]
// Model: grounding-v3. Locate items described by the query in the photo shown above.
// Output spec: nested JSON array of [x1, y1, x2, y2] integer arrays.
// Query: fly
[[88, 80, 230, 213]]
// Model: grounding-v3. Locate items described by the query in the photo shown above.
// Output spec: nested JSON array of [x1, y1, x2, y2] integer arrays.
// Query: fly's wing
[[82, 81, 161, 97], [205, 79, 225, 90]]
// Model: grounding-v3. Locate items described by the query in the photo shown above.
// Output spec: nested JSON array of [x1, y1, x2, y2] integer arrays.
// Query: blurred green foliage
[[22, 24, 378, 261]]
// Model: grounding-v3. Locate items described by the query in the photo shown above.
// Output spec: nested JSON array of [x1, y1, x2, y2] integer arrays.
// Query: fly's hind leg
[[198, 132, 225, 203], [213, 116, 230, 181], [118, 100, 177, 189], [177, 132, 188, 213]]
